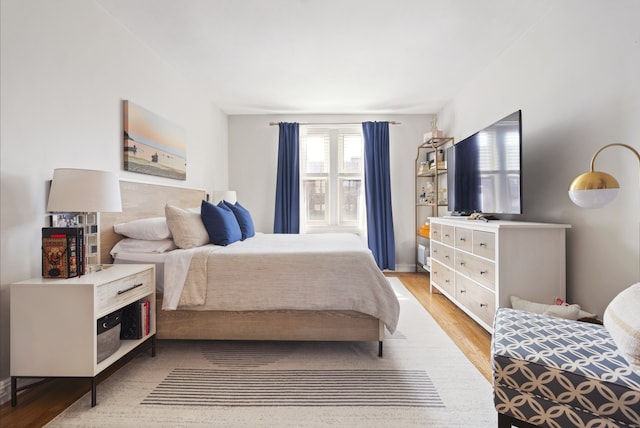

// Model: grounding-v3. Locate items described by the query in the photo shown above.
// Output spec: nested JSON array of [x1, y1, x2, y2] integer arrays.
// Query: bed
[[100, 180, 400, 356]]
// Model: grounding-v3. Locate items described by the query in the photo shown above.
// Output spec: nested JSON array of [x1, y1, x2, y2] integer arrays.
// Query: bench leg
[[498, 413, 538, 428]]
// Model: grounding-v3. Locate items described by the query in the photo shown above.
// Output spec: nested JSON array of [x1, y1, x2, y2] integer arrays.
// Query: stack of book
[[120, 299, 150, 340], [42, 227, 85, 278]]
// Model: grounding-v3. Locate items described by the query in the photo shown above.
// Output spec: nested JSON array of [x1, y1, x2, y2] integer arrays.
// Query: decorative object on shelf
[[568, 143, 639, 208], [423, 115, 444, 142], [47, 168, 122, 271], [123, 100, 187, 180]]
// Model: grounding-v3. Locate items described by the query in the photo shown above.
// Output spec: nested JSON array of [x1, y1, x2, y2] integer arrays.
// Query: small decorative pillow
[[114, 217, 171, 240], [110, 238, 177, 256], [200, 200, 242, 246], [603, 283, 640, 371], [510, 295, 581, 320], [165, 204, 209, 249], [223, 200, 255, 240]]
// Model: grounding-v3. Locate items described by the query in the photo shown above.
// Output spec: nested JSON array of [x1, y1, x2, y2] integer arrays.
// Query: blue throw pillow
[[223, 201, 255, 240], [200, 200, 242, 246]]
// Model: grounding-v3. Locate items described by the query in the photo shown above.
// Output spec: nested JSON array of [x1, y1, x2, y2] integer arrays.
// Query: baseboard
[[0, 376, 10, 405], [392, 263, 417, 272]]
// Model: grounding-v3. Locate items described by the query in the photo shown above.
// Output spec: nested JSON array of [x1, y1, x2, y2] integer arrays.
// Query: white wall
[[439, 0, 640, 316], [228, 114, 432, 271], [0, 0, 227, 399]]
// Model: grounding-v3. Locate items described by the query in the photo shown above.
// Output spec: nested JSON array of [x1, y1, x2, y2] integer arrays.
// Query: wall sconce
[[568, 143, 640, 208]]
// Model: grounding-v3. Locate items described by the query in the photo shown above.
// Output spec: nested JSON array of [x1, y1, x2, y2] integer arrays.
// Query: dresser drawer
[[96, 269, 154, 315], [455, 227, 473, 252], [431, 260, 455, 297], [473, 230, 495, 260], [441, 225, 455, 246], [456, 250, 495, 290], [456, 274, 496, 327], [431, 241, 454, 268], [430, 223, 442, 242]]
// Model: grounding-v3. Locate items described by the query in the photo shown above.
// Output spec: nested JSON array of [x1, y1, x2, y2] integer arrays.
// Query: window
[[300, 125, 365, 235]]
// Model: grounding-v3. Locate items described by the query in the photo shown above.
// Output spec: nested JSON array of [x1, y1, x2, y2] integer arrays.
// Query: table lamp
[[211, 190, 237, 204], [47, 168, 122, 270]]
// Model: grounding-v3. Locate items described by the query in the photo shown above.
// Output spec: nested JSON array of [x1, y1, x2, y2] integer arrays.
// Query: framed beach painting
[[123, 100, 187, 180]]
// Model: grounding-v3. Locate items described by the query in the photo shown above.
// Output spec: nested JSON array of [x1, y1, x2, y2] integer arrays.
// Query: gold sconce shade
[[568, 143, 639, 209]]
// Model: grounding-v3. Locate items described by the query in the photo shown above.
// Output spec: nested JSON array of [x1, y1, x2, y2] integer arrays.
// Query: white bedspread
[[162, 233, 400, 332]]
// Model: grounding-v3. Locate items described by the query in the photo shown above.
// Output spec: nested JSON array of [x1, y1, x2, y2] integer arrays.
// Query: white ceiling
[[96, 0, 551, 115]]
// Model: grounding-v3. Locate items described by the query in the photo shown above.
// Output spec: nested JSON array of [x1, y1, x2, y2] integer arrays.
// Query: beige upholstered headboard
[[100, 180, 206, 263]]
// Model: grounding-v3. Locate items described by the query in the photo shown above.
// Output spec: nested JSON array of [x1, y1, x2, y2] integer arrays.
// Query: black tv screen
[[447, 110, 522, 215]]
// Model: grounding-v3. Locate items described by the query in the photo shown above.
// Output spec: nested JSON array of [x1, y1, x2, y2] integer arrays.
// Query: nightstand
[[10, 264, 156, 407]]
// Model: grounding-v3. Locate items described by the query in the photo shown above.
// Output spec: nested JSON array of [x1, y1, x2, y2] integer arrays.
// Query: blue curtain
[[273, 122, 300, 233], [362, 121, 396, 270]]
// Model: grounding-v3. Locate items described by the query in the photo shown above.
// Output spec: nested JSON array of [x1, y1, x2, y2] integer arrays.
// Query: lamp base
[[87, 264, 112, 273]]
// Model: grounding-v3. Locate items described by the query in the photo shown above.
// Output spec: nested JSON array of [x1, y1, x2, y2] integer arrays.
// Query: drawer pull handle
[[117, 283, 144, 295], [459, 237, 466, 242], [459, 261, 466, 266], [445, 279, 450, 283], [460, 289, 466, 294], [445, 255, 450, 259], [480, 270, 488, 275], [479, 242, 487, 247], [480, 303, 487, 308], [444, 233, 450, 237]]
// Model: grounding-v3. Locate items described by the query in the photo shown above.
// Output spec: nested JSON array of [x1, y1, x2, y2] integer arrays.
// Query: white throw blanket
[[162, 233, 400, 332]]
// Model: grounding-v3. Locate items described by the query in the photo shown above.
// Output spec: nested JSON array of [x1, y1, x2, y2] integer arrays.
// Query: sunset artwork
[[123, 101, 187, 180]]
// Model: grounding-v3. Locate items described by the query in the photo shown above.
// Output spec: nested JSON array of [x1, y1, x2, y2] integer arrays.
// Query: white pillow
[[510, 295, 581, 320], [114, 217, 171, 240], [110, 238, 176, 256], [165, 204, 209, 249], [603, 283, 640, 372]]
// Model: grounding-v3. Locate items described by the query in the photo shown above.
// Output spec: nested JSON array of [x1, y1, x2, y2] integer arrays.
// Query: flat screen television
[[447, 110, 522, 216]]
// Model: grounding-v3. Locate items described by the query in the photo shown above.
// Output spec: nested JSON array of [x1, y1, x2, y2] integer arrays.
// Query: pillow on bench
[[510, 295, 596, 320]]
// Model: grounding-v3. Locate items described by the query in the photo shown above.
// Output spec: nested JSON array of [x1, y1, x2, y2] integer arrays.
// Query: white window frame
[[300, 125, 366, 237]]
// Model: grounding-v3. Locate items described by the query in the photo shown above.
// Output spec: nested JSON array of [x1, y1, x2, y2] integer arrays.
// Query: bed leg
[[378, 341, 383, 357]]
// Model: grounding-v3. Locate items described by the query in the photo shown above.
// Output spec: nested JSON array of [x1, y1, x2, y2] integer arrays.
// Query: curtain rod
[[269, 121, 401, 126]]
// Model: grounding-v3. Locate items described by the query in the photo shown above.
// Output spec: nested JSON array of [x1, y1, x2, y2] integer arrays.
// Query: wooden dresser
[[429, 218, 570, 332]]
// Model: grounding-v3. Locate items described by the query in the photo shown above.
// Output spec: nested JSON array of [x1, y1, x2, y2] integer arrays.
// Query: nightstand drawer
[[97, 269, 153, 315]]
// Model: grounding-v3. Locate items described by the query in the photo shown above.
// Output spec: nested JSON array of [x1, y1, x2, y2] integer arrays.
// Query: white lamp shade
[[568, 188, 619, 209], [211, 190, 237, 204], [47, 168, 122, 212]]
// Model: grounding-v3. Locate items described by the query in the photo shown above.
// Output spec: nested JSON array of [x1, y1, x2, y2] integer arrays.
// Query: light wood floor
[[0, 272, 492, 428]]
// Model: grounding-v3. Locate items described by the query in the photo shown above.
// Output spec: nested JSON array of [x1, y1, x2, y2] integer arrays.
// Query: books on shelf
[[42, 227, 85, 278], [120, 299, 150, 340]]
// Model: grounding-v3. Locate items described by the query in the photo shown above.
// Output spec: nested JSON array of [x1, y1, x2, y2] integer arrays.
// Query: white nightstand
[[10, 264, 156, 407]]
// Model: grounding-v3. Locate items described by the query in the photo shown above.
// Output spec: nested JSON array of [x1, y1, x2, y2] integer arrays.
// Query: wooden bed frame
[[100, 180, 385, 355]]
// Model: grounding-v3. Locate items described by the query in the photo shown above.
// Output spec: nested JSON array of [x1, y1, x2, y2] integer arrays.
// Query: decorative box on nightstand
[[10, 264, 156, 407]]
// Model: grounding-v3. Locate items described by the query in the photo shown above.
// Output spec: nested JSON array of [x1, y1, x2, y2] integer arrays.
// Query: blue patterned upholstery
[[492, 307, 640, 428]]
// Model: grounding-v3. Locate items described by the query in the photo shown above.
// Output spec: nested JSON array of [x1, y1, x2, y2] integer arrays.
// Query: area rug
[[46, 278, 496, 427]]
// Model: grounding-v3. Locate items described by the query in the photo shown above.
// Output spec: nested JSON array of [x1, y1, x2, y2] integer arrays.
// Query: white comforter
[[162, 233, 400, 332]]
